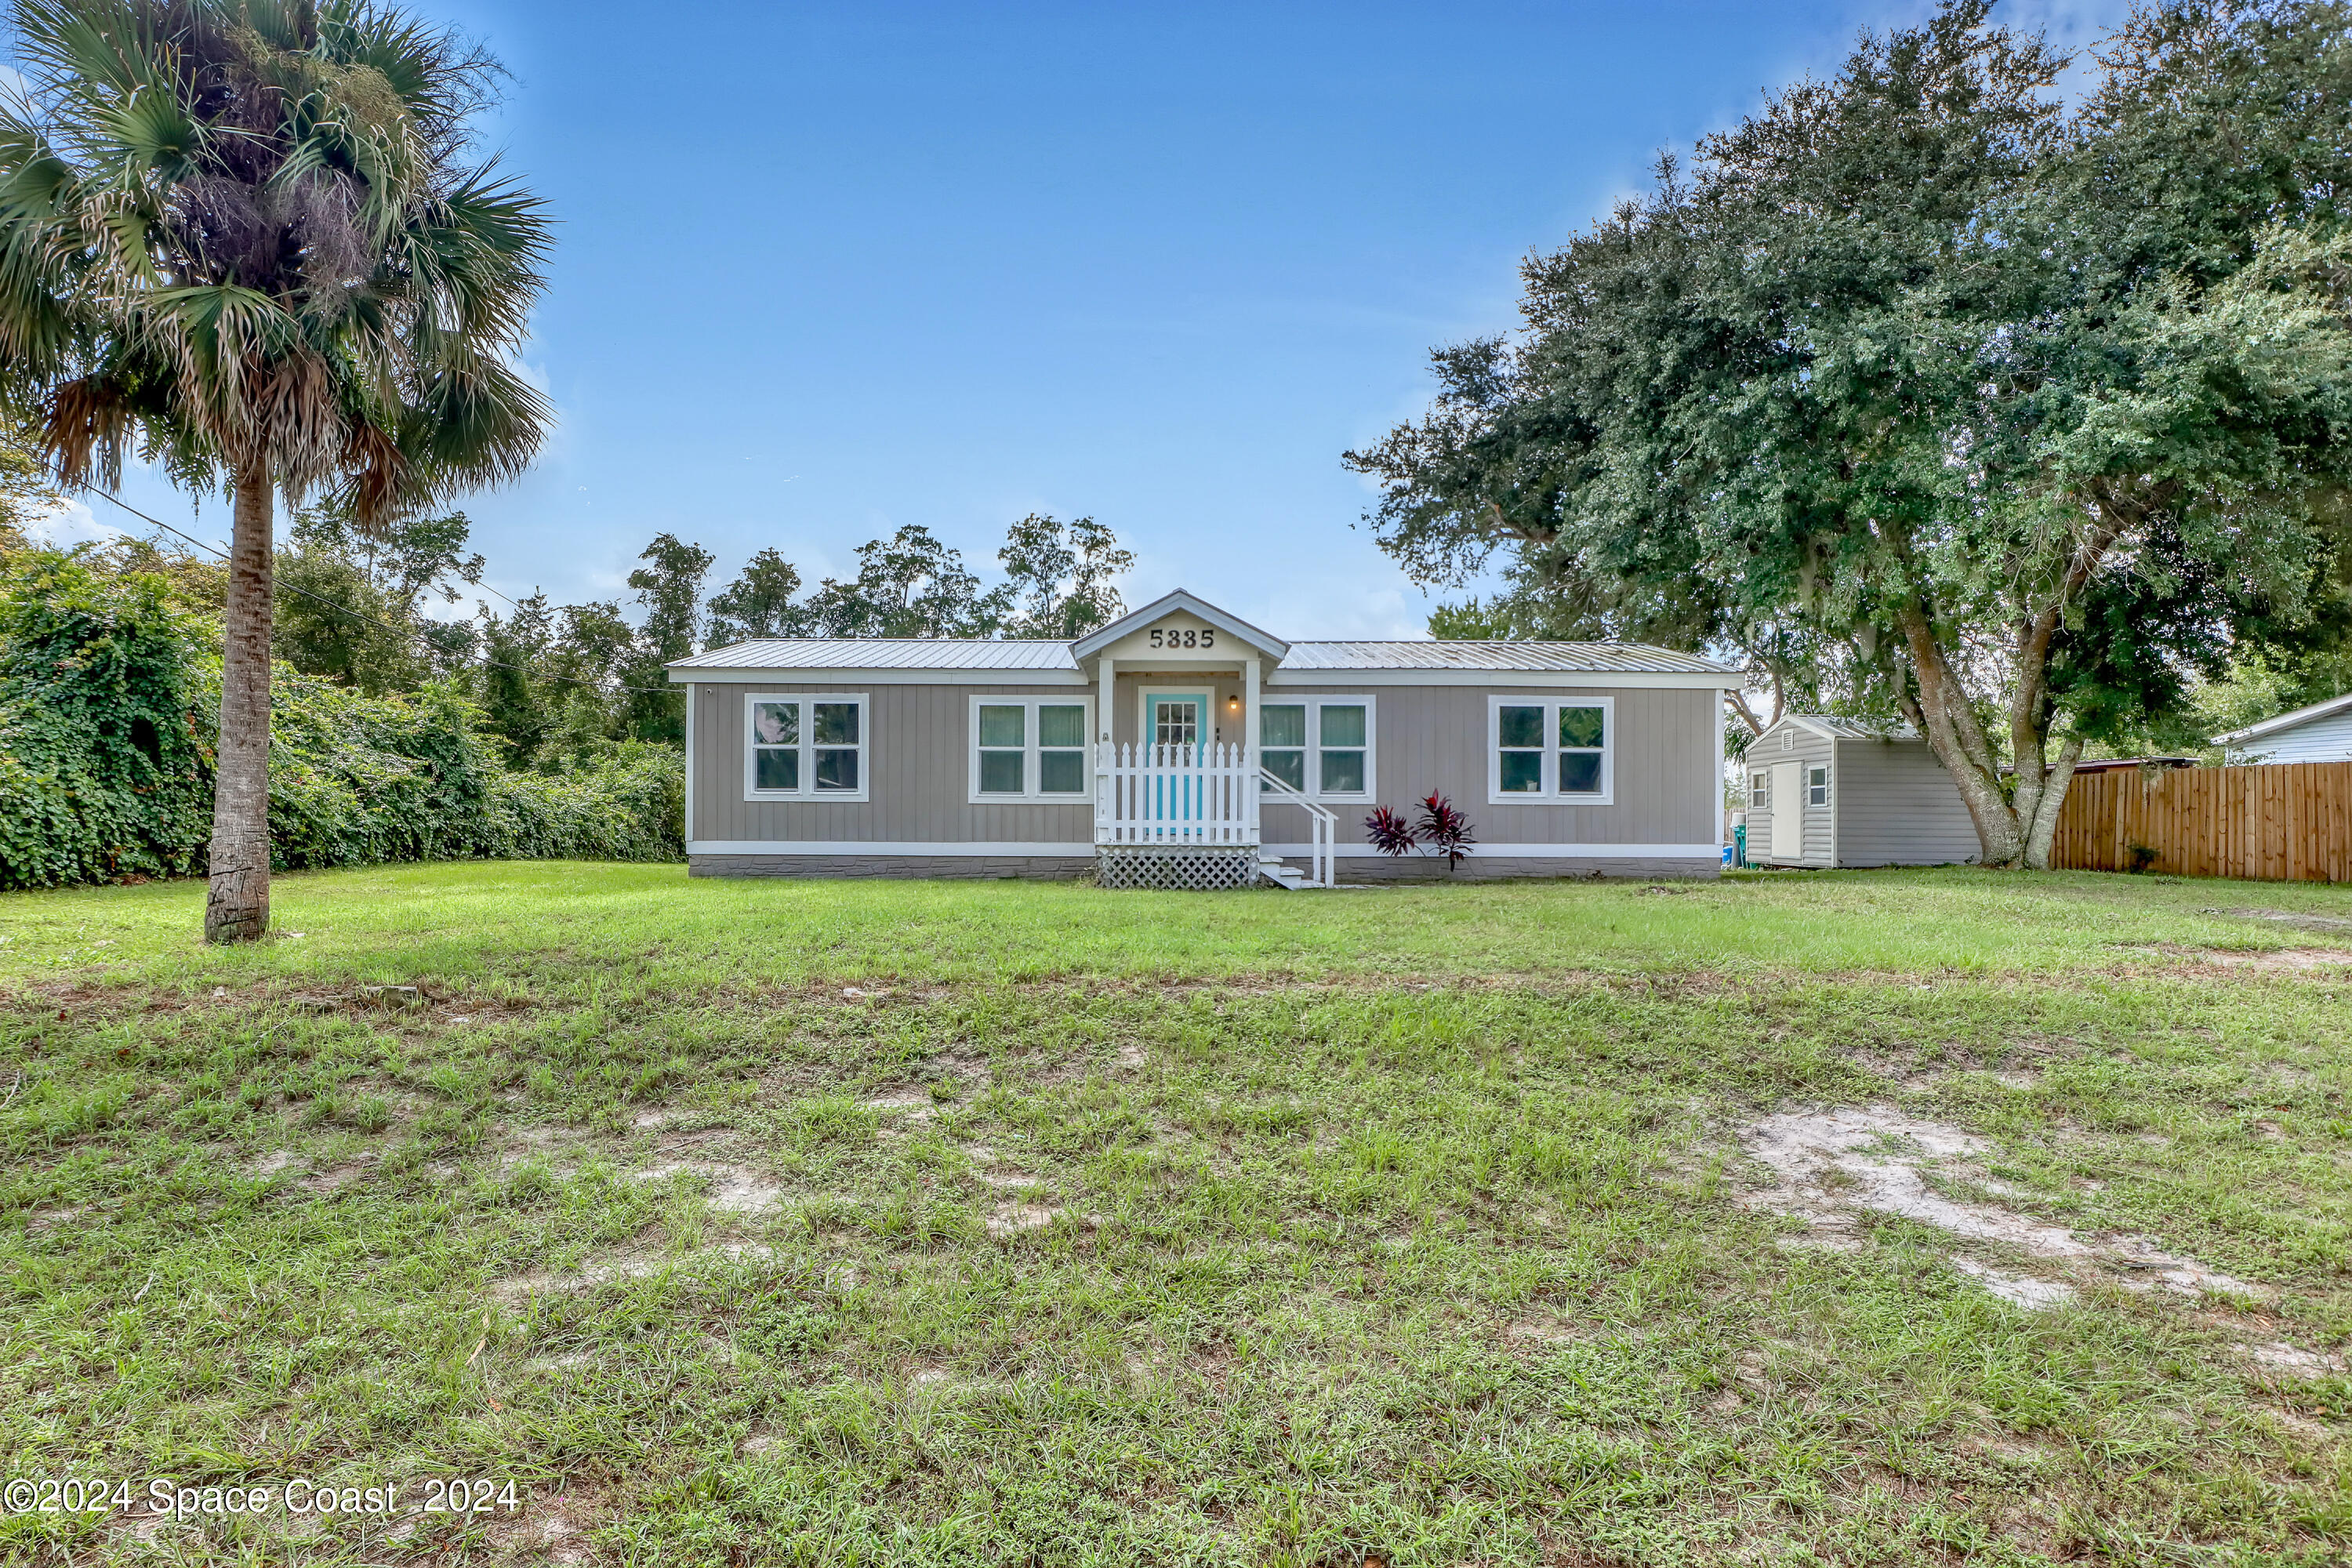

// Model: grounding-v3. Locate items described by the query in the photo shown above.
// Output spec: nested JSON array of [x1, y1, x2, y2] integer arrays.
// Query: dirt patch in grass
[[1740, 1105, 2266, 1306], [2242, 1341, 2347, 1376], [2196, 946, 2352, 971], [2212, 906, 2352, 933], [636, 1161, 784, 1213], [986, 1201, 1062, 1236]]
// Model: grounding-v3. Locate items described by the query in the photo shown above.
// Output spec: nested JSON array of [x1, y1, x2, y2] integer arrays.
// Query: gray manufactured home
[[1744, 714, 1979, 869], [667, 590, 1736, 888]]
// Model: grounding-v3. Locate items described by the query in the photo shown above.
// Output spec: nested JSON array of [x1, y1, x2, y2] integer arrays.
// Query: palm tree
[[0, 0, 550, 941]]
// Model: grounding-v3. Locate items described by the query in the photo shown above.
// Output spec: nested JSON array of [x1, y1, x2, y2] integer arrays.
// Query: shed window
[[1806, 764, 1830, 807], [1488, 696, 1613, 804], [1258, 698, 1374, 800], [1749, 770, 1768, 808], [746, 694, 868, 800], [968, 697, 1092, 802]]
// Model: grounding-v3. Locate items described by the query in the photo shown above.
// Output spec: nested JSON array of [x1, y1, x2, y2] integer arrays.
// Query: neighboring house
[[666, 589, 1737, 887], [1744, 714, 1979, 869], [2214, 693, 2352, 765]]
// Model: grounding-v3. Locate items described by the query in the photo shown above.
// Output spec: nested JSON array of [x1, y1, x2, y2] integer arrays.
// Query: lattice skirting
[[1094, 845, 1261, 891]]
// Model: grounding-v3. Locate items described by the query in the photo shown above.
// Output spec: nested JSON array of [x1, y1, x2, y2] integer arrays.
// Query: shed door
[[1769, 763, 1804, 858]]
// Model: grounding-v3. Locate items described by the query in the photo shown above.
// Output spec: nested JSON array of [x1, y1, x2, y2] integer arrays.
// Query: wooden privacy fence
[[2049, 761, 2352, 883]]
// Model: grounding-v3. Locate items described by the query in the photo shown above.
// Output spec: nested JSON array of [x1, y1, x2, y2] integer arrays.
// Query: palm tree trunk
[[205, 464, 274, 943]]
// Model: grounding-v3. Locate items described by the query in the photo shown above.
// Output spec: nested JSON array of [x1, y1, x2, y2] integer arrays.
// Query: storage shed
[[1743, 715, 1979, 868]]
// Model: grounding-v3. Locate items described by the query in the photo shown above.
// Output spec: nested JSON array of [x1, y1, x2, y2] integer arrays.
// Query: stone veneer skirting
[[689, 854, 1094, 881], [688, 851, 1720, 883], [1319, 854, 1720, 882]]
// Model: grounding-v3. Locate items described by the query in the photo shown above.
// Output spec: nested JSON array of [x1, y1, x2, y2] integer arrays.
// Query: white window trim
[[1749, 767, 1769, 808], [967, 695, 1096, 804], [1806, 761, 1831, 808], [1257, 695, 1376, 802], [744, 691, 871, 803], [1486, 694, 1616, 806]]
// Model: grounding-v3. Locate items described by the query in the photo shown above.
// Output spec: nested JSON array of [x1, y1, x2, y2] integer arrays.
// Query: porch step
[[1256, 851, 1311, 890]]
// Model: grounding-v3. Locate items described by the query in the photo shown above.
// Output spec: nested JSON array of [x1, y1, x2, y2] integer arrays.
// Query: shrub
[[0, 546, 682, 888], [0, 550, 213, 886]]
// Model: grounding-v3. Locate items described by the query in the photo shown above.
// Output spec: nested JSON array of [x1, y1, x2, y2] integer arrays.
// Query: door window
[[1152, 698, 1201, 750]]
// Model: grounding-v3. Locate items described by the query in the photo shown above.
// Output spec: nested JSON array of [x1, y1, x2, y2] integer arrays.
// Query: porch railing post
[[1244, 655, 1261, 847]]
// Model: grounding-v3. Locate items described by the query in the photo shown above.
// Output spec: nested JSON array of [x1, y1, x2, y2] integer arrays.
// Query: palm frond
[[0, 0, 549, 512]]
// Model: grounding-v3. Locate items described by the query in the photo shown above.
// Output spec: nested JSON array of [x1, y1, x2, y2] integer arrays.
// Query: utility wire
[[74, 486, 684, 699]]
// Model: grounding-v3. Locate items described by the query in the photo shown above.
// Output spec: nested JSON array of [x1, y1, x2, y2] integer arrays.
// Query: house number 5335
[[1149, 627, 1214, 648]]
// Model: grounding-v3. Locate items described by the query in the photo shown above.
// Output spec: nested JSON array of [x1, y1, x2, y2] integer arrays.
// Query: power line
[[74, 486, 683, 699]]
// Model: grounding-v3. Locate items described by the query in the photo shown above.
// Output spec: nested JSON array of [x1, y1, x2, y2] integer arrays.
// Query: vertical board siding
[[692, 681, 1095, 845], [1748, 730, 1836, 866], [2049, 761, 2352, 883], [1254, 681, 1715, 848], [1835, 739, 1981, 866], [692, 674, 1719, 849]]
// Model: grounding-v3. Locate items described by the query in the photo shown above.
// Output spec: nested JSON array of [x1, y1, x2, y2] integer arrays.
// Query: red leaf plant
[[1363, 805, 1418, 857], [1414, 793, 1477, 871]]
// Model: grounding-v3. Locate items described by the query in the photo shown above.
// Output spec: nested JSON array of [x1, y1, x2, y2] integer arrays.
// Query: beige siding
[[688, 680, 1095, 846], [1117, 674, 1715, 848], [1834, 738, 1980, 866], [1748, 728, 1837, 866], [690, 673, 1719, 851]]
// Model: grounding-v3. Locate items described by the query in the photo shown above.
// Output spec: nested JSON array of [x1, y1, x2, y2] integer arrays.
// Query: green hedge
[[0, 547, 682, 890]]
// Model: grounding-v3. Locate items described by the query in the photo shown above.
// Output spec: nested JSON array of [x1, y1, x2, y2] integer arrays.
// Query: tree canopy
[[0, 0, 554, 938], [1347, 0, 2352, 866]]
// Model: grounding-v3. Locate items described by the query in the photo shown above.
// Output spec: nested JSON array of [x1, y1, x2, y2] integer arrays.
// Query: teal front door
[[1143, 691, 1210, 830], [1146, 691, 1209, 754]]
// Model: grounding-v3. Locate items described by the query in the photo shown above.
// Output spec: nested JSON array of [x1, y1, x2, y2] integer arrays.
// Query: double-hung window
[[1806, 764, 1830, 807], [1488, 695, 1613, 804], [1749, 769, 1769, 809], [970, 697, 1093, 802], [1258, 697, 1374, 800], [746, 694, 868, 800]]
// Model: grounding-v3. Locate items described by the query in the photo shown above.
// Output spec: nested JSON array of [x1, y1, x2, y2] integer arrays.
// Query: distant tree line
[[249, 505, 1131, 759]]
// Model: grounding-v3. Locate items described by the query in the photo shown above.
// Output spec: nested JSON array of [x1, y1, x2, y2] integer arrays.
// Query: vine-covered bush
[[259, 673, 685, 871], [0, 550, 213, 886], [0, 546, 683, 889]]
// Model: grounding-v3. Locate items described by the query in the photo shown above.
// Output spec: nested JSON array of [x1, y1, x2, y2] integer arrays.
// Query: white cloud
[[26, 495, 119, 547]]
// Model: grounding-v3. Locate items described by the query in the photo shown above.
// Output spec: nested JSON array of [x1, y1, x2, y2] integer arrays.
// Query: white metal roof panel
[[1281, 641, 1737, 675], [670, 635, 1737, 677], [1770, 713, 1919, 742]]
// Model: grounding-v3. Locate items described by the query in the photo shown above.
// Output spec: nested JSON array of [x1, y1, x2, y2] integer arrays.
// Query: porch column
[[1095, 655, 1115, 845], [1243, 655, 1261, 844]]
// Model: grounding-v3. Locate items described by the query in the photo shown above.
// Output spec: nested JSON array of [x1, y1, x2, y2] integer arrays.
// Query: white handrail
[[1257, 768, 1336, 887]]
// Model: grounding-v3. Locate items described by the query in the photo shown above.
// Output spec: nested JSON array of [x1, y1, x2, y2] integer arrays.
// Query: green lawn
[[5, 864, 2350, 1565]]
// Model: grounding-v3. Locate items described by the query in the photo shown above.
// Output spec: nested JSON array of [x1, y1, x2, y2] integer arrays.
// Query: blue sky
[[71, 0, 2127, 638]]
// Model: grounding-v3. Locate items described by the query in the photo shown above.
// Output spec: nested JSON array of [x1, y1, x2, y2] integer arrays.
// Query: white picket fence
[[1095, 742, 1259, 846]]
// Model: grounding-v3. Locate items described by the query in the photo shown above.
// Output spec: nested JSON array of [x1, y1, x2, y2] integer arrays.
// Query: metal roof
[[2213, 690, 2352, 745], [1280, 641, 1737, 674], [669, 635, 1736, 676], [669, 639, 1079, 672], [1769, 713, 1920, 742]]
